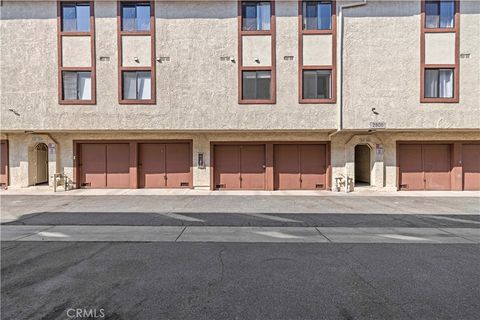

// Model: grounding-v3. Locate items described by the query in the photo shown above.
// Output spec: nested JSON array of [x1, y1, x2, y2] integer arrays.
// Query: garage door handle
[[262, 165, 266, 169]]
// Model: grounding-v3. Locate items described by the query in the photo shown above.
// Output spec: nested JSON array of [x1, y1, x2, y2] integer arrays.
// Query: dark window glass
[[62, 71, 92, 100], [122, 3, 151, 31], [303, 1, 332, 30], [242, 71, 271, 100], [242, 2, 271, 31], [424, 69, 453, 98], [303, 70, 331, 99], [62, 3, 90, 32], [122, 71, 151, 100], [425, 1, 454, 28]]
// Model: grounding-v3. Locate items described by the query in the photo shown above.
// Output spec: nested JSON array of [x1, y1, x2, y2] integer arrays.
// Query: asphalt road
[[1, 195, 479, 320], [2, 242, 480, 320]]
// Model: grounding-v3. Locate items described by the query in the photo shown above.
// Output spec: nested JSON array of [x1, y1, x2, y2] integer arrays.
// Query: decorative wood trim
[[57, 1, 96, 105], [298, 0, 337, 104], [1, 139, 9, 189], [420, 0, 460, 103], [117, 0, 156, 105], [238, 0, 276, 104]]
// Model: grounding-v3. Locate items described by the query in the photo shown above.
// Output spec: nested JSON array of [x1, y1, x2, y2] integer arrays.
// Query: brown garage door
[[399, 144, 451, 191], [138, 143, 191, 188], [0, 140, 8, 187], [214, 144, 265, 190], [274, 144, 327, 190], [462, 144, 480, 190], [80, 143, 130, 188]]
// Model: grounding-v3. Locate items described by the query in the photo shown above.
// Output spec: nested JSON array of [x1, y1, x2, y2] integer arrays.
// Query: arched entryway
[[34, 143, 49, 185], [355, 144, 371, 186]]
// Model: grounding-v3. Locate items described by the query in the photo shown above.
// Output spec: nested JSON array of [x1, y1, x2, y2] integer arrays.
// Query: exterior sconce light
[[134, 57, 139, 63], [254, 57, 260, 63]]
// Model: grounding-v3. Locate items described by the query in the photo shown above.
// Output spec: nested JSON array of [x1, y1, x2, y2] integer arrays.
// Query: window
[[62, 71, 92, 100], [62, 2, 90, 32], [303, 1, 332, 30], [242, 71, 271, 100], [424, 69, 453, 98], [242, 2, 271, 31], [425, 0, 454, 28], [122, 71, 151, 100], [122, 2, 151, 31], [302, 70, 331, 99]]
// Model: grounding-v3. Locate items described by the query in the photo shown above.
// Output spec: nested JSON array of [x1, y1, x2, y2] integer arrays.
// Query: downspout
[[329, 0, 368, 140]]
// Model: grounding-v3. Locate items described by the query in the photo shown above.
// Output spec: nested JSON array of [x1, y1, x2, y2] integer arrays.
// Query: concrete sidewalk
[[2, 187, 480, 197], [2, 225, 478, 243]]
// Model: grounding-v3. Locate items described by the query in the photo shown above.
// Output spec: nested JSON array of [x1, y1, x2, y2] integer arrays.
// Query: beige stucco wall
[[342, 0, 480, 130], [122, 36, 151, 67], [424, 33, 456, 65], [303, 34, 332, 66], [242, 35, 272, 67], [62, 36, 92, 67], [0, 0, 336, 131]]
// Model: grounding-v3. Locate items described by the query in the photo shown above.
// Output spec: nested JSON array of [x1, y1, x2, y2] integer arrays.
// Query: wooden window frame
[[117, 0, 156, 105], [238, 1, 276, 104], [420, 0, 459, 103], [57, 1, 96, 105], [298, 0, 336, 104]]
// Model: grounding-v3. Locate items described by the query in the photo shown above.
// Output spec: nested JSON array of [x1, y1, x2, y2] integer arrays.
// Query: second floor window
[[303, 70, 331, 100], [62, 71, 92, 100], [123, 71, 151, 100], [242, 1, 271, 31], [122, 2, 151, 32], [242, 71, 271, 100], [62, 2, 90, 32], [303, 1, 332, 30], [425, 0, 455, 28], [424, 69, 453, 98]]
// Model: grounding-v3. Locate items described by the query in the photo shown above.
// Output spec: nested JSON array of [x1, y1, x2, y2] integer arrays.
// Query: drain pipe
[[329, 0, 368, 140]]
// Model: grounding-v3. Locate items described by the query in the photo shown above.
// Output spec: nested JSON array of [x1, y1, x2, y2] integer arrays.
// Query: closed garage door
[[80, 143, 130, 188], [214, 144, 265, 190], [462, 144, 480, 190], [138, 143, 191, 188], [399, 144, 451, 191], [0, 140, 8, 187], [274, 144, 327, 190]]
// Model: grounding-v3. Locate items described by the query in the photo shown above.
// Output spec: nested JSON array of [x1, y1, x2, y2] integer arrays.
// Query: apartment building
[[0, 0, 479, 191]]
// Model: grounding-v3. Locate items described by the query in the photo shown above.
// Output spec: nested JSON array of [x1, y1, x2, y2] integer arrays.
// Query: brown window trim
[[238, 1, 276, 104], [298, 0, 336, 104], [117, 0, 156, 105], [420, 0, 460, 103], [57, 1, 96, 105]]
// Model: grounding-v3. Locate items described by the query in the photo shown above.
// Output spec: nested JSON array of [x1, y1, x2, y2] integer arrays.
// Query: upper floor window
[[242, 71, 271, 100], [242, 1, 271, 31], [122, 2, 151, 32], [62, 71, 92, 100], [303, 70, 331, 100], [303, 1, 332, 30], [62, 2, 90, 32], [424, 69, 453, 98], [122, 71, 151, 100], [425, 0, 455, 28]]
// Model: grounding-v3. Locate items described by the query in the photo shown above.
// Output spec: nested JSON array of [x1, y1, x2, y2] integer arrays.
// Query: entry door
[[462, 144, 480, 190], [0, 141, 8, 186], [36, 145, 48, 184], [139, 143, 166, 188]]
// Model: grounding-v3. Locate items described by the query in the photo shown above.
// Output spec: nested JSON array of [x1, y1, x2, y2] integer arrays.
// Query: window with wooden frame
[[57, 1, 96, 104], [299, 1, 336, 104], [238, 1, 276, 104], [118, 1, 156, 104], [421, 0, 459, 103]]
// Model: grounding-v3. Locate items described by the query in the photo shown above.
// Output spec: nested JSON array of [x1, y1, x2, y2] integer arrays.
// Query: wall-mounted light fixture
[[254, 57, 260, 63], [134, 57, 140, 63]]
